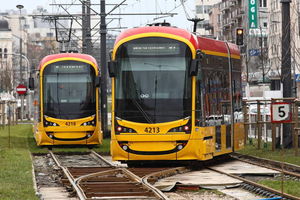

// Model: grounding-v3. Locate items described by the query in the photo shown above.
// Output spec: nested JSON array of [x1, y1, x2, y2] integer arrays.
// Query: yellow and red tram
[[108, 25, 244, 163], [32, 53, 102, 146]]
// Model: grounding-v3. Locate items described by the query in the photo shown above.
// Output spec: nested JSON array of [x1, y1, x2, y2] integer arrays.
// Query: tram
[[108, 24, 245, 163], [31, 53, 102, 146]]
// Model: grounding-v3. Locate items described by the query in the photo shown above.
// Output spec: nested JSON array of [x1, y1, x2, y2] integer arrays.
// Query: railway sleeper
[[82, 184, 147, 190], [85, 191, 156, 198], [80, 177, 131, 182], [80, 181, 137, 185], [83, 187, 148, 193]]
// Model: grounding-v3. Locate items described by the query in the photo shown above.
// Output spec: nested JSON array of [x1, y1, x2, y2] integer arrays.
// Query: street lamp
[[16, 4, 24, 121], [16, 4, 23, 83]]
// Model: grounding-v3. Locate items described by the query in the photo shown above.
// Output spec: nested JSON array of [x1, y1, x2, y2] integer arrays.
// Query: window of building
[[263, 22, 267, 27], [46, 32, 53, 37], [259, 0, 267, 7], [196, 5, 213, 14], [4, 48, 7, 58], [197, 20, 209, 29], [0, 48, 2, 59]]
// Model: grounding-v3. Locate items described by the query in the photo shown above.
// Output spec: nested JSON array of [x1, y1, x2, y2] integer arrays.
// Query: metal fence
[[243, 98, 300, 155]]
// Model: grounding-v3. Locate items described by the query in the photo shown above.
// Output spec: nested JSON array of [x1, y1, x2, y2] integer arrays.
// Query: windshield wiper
[[130, 97, 153, 124]]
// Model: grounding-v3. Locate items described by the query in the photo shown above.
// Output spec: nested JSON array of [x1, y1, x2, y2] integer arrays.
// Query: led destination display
[[127, 43, 180, 55]]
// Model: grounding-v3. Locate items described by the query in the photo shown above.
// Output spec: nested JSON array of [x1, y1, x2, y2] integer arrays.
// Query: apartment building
[[195, 0, 221, 35], [267, 1, 300, 96]]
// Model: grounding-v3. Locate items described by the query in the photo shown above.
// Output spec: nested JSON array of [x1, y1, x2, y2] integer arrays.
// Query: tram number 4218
[[271, 102, 292, 123], [144, 127, 160, 133]]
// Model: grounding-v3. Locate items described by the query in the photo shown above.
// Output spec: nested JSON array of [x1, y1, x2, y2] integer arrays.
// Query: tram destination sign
[[51, 65, 88, 73], [127, 43, 180, 55]]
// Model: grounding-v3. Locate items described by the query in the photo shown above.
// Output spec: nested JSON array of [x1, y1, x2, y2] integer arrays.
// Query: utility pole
[[86, 0, 92, 54], [82, 0, 92, 54], [281, 0, 292, 148], [82, 1, 87, 53], [260, 25, 265, 83], [100, 0, 108, 138]]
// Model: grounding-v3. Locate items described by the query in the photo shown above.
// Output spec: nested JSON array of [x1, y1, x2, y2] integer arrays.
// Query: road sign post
[[16, 84, 27, 95], [16, 84, 27, 121]]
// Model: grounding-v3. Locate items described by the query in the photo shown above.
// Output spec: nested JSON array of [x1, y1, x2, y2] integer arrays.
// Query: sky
[[1, 0, 196, 31]]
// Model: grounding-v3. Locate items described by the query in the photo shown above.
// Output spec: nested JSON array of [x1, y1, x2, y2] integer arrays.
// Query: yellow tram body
[[109, 26, 244, 162], [33, 53, 102, 146]]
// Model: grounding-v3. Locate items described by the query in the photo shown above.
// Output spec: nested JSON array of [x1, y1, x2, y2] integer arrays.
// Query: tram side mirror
[[189, 50, 203, 76], [108, 61, 116, 77], [95, 76, 101, 87], [189, 59, 200, 76], [28, 77, 34, 90]]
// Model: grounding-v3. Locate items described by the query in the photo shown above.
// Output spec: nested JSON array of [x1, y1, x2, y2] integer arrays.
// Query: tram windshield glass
[[43, 60, 96, 119], [115, 37, 192, 123]]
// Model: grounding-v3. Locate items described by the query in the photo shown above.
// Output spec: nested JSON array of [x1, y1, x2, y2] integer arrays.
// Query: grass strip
[[258, 179, 300, 197], [238, 142, 300, 166], [0, 125, 38, 200]]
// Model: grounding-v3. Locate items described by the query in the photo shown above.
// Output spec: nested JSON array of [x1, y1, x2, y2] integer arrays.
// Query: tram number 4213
[[144, 127, 160, 133], [271, 102, 292, 123]]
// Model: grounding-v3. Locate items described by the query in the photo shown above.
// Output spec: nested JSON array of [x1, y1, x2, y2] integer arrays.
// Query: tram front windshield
[[43, 61, 96, 119], [115, 37, 192, 123]]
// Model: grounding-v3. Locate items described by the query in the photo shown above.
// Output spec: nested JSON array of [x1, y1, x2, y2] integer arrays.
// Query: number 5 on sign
[[271, 102, 292, 123]]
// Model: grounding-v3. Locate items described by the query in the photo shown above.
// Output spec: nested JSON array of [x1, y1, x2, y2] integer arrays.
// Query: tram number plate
[[144, 127, 160, 133], [65, 122, 76, 126]]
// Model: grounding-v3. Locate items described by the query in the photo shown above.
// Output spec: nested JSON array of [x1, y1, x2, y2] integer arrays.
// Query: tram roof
[[114, 26, 240, 59], [38, 53, 98, 70]]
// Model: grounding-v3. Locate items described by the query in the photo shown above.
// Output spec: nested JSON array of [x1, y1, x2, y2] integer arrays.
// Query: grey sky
[[1, 0, 196, 31]]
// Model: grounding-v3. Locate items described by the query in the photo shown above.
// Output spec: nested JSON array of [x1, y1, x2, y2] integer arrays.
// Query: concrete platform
[[154, 169, 243, 190], [210, 160, 280, 175], [39, 187, 78, 200]]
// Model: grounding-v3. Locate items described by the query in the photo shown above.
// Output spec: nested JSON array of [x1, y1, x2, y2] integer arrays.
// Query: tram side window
[[195, 67, 203, 126]]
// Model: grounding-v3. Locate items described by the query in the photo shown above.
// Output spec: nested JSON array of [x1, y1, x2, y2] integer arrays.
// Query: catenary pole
[[281, 0, 292, 148], [100, 0, 108, 138], [82, 1, 87, 53]]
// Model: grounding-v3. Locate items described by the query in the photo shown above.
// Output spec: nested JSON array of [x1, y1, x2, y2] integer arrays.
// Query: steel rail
[[231, 153, 300, 179], [49, 151, 87, 200], [232, 153, 300, 172], [124, 168, 169, 200], [90, 150, 114, 167], [75, 168, 158, 199], [208, 167, 300, 200], [141, 167, 189, 200]]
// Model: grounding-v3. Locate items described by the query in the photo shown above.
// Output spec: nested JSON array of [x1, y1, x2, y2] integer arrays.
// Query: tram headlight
[[118, 141, 129, 151], [183, 125, 189, 131], [117, 126, 123, 132], [168, 124, 191, 133], [44, 118, 60, 127], [80, 118, 96, 126], [122, 145, 128, 151], [115, 121, 136, 134], [176, 141, 187, 150]]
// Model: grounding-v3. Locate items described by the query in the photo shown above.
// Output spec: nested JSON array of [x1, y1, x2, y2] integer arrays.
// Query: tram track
[[205, 153, 300, 200], [48, 150, 176, 200], [208, 166, 300, 200], [38, 151, 300, 200], [231, 152, 300, 179]]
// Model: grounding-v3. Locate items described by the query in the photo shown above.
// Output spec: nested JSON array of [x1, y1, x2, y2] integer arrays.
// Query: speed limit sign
[[271, 102, 292, 123]]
